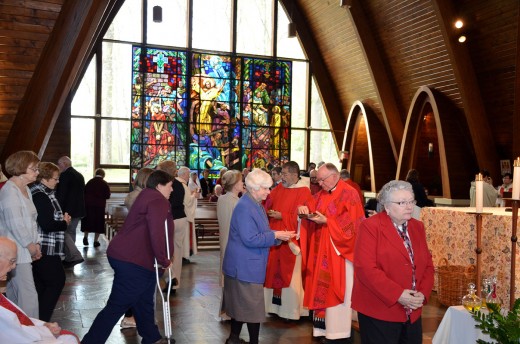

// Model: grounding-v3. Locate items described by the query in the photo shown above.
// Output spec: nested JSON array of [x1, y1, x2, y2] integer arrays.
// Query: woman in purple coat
[[82, 169, 111, 247]]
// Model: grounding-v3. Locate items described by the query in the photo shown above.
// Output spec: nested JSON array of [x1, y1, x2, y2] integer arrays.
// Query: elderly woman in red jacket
[[352, 180, 434, 344]]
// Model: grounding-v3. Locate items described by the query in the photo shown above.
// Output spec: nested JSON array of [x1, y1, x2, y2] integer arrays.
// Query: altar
[[421, 207, 520, 307]]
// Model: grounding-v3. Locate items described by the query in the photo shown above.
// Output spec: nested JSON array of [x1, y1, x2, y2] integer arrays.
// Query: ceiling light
[[455, 20, 463, 29], [458, 35, 466, 43]]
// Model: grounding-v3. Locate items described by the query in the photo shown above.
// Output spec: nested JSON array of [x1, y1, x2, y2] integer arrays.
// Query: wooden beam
[[431, 0, 500, 178], [279, 0, 346, 154], [0, 0, 123, 161], [346, 0, 403, 161]]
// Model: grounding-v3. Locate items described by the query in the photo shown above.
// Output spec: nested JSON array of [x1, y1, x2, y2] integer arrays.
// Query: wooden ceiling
[[0, 0, 518, 180]]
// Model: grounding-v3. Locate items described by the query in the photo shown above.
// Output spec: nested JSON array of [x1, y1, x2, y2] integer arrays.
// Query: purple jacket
[[107, 188, 174, 271]]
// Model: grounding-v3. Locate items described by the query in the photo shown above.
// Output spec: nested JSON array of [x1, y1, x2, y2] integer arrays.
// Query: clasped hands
[[27, 242, 42, 261], [398, 289, 425, 310]]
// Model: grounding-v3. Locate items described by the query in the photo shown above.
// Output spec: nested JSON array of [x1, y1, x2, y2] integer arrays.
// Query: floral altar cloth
[[421, 207, 520, 308]]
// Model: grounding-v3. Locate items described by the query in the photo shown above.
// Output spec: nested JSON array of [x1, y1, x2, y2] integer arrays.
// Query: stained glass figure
[[131, 46, 291, 178]]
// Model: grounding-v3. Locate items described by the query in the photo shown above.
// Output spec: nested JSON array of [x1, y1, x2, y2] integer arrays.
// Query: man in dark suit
[[199, 168, 214, 198], [56, 156, 85, 267]]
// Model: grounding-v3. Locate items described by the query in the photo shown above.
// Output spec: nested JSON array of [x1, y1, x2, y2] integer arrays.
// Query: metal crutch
[[155, 219, 172, 342]]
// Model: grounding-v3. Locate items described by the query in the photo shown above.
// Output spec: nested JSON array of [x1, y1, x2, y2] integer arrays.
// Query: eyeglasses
[[28, 166, 39, 172], [389, 200, 417, 207], [51, 177, 60, 182], [0, 256, 17, 265], [316, 173, 334, 183]]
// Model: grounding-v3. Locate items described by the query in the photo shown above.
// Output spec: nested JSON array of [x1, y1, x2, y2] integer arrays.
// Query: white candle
[[513, 158, 520, 200], [475, 173, 483, 213]]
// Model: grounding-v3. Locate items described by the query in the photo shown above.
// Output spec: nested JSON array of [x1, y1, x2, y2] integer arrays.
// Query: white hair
[[245, 168, 272, 192], [177, 166, 190, 178], [377, 180, 414, 205]]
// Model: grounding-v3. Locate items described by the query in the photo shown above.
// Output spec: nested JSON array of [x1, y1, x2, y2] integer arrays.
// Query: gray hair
[[177, 166, 190, 178], [377, 180, 414, 206], [245, 168, 272, 192], [340, 169, 350, 179]]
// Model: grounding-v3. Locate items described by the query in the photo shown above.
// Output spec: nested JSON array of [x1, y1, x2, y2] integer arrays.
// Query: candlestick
[[513, 158, 520, 200], [475, 173, 483, 213]]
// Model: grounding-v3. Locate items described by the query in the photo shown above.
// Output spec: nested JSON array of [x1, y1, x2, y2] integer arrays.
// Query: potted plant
[[471, 298, 520, 344]]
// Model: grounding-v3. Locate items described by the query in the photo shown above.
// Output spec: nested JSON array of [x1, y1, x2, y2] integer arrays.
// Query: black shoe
[[63, 258, 84, 269], [93, 241, 101, 247], [182, 258, 190, 265], [83, 238, 89, 246], [225, 338, 248, 344], [162, 278, 178, 293]]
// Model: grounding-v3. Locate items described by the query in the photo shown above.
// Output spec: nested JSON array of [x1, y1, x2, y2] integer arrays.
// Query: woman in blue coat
[[222, 169, 295, 344]]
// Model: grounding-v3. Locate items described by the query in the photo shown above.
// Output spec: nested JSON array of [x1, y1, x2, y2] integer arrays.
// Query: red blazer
[[351, 211, 434, 324]]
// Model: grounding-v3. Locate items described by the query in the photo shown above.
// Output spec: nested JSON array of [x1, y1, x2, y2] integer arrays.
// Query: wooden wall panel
[[458, 0, 518, 159], [0, 0, 65, 153]]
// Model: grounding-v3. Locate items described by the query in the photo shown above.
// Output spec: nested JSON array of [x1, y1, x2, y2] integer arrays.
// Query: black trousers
[[32, 255, 66, 322], [358, 312, 422, 344]]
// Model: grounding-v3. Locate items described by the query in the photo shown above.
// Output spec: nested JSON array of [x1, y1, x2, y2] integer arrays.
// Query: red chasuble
[[300, 180, 365, 310], [264, 183, 314, 294]]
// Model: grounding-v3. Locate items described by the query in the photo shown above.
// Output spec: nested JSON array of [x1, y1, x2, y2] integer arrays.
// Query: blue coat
[[222, 193, 279, 284]]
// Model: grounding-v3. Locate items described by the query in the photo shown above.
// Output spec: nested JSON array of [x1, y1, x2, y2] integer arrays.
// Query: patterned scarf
[[29, 183, 65, 257]]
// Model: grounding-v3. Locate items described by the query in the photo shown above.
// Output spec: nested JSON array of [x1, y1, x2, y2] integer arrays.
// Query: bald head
[[0, 237, 17, 280]]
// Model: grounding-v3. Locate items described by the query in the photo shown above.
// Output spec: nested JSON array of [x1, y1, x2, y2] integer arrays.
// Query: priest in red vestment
[[264, 162, 314, 320], [298, 163, 365, 343]]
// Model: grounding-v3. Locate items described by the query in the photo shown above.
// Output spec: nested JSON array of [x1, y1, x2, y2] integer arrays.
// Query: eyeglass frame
[[316, 173, 334, 183], [28, 166, 39, 172], [388, 200, 417, 207]]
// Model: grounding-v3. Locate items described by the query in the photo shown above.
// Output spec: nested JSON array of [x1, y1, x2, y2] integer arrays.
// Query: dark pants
[[32, 255, 66, 322], [81, 257, 162, 344], [358, 312, 422, 344]]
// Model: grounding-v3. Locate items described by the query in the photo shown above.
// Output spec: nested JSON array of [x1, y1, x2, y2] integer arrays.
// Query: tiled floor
[[52, 237, 447, 343]]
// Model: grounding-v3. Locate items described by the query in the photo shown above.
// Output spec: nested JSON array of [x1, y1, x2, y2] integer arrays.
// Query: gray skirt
[[222, 275, 266, 323]]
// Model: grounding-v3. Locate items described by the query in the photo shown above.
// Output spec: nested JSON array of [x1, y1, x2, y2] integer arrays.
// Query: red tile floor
[[51, 238, 446, 343]]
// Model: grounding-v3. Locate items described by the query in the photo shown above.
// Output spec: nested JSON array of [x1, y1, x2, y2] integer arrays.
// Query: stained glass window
[[131, 47, 292, 177], [130, 47, 188, 172]]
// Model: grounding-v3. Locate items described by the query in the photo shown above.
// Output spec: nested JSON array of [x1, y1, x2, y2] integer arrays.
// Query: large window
[[71, 0, 338, 183]]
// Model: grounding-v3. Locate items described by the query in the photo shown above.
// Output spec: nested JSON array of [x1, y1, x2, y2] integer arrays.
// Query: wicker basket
[[435, 258, 476, 307]]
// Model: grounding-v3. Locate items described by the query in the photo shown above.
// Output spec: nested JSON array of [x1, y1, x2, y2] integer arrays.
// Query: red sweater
[[107, 188, 174, 271]]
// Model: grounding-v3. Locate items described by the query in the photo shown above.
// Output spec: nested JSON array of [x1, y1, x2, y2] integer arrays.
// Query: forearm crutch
[[155, 219, 172, 341]]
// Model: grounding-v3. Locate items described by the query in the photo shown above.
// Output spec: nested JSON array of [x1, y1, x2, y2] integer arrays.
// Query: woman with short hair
[[0, 150, 42, 318], [222, 169, 295, 344], [352, 180, 434, 344], [82, 168, 111, 247], [216, 170, 243, 319], [29, 162, 71, 321], [82, 170, 174, 344]]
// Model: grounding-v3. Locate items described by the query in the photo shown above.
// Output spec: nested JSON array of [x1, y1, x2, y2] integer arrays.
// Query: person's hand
[[267, 210, 282, 220], [27, 243, 42, 261], [308, 211, 327, 224], [367, 210, 377, 217], [274, 231, 296, 241], [63, 212, 71, 225], [44, 322, 62, 337], [297, 206, 310, 215], [398, 289, 424, 310]]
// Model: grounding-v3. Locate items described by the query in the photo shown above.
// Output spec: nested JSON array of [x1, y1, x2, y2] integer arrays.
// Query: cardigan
[[222, 193, 279, 284]]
